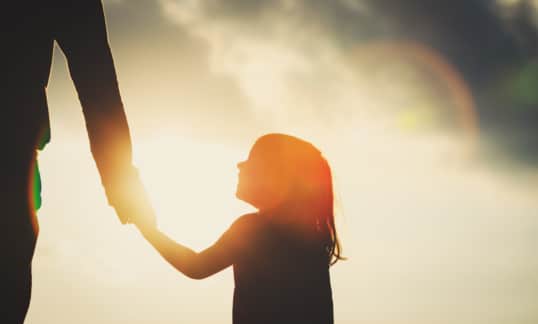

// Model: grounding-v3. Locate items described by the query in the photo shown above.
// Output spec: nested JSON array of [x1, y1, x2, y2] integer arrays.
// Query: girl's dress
[[216, 212, 334, 324]]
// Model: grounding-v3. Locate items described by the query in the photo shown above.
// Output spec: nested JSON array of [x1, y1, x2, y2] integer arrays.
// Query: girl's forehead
[[248, 139, 285, 160]]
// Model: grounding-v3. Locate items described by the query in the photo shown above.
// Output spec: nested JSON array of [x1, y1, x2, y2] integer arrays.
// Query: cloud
[[52, 0, 538, 164], [159, 0, 527, 80], [157, 0, 538, 165], [158, 0, 382, 131]]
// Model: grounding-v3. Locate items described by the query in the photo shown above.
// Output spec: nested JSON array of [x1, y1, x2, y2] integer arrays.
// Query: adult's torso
[[1, 1, 71, 151]]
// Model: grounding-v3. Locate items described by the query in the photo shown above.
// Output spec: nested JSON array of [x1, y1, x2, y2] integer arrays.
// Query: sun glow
[[134, 133, 254, 249]]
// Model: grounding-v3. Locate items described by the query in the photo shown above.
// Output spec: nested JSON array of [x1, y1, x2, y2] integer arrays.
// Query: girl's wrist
[[136, 222, 159, 236]]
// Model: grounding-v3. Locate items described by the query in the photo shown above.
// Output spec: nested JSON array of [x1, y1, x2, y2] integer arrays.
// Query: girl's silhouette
[[136, 133, 344, 324]]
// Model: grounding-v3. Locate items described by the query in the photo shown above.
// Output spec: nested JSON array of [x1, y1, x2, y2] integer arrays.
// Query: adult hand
[[104, 167, 157, 227]]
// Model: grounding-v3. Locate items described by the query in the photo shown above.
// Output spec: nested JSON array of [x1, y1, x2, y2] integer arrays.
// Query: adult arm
[[54, 0, 154, 224]]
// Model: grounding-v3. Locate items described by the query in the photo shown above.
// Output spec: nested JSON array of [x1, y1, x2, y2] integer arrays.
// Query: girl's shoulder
[[227, 212, 267, 236]]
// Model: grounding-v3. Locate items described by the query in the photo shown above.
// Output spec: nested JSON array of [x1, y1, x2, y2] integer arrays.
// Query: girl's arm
[[136, 222, 241, 280]]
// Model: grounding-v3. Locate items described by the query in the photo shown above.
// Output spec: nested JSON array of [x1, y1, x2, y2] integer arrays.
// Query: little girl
[[135, 133, 344, 324]]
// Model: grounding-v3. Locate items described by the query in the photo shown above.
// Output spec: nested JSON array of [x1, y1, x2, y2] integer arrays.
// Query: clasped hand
[[104, 167, 157, 230]]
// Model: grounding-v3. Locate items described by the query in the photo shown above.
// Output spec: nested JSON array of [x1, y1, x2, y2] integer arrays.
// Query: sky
[[25, 1, 538, 323]]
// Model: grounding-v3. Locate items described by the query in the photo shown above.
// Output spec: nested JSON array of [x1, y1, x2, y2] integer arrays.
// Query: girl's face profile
[[235, 141, 288, 210]]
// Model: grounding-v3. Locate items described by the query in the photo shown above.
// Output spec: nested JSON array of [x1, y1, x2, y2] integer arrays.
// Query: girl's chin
[[235, 188, 247, 202], [235, 190, 258, 208]]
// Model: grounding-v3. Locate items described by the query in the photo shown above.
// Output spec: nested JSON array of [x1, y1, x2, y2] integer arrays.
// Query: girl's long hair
[[318, 157, 344, 266], [299, 150, 344, 266]]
